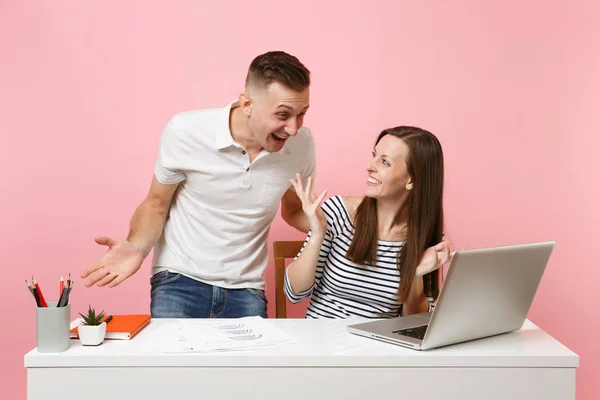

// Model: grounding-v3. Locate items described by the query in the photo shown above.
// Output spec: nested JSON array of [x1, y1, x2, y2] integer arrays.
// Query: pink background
[[1, 1, 598, 398]]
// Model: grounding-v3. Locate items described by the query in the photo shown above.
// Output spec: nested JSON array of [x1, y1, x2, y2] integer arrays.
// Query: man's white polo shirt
[[151, 101, 316, 290]]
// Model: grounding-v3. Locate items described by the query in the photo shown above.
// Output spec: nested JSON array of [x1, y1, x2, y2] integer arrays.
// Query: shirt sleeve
[[288, 127, 316, 193], [301, 128, 316, 182], [154, 116, 187, 185]]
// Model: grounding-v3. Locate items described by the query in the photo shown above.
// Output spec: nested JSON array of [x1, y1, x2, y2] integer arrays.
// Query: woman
[[284, 126, 451, 318]]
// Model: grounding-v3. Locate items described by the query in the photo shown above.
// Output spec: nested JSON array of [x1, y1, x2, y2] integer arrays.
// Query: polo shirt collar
[[215, 100, 239, 150]]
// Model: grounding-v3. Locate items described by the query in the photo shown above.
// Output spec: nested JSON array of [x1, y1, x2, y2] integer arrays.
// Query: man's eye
[[278, 113, 289, 119]]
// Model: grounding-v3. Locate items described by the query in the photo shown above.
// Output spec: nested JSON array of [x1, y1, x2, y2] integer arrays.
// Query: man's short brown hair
[[245, 51, 310, 92]]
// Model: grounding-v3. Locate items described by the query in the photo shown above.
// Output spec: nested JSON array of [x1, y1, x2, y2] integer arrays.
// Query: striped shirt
[[284, 195, 434, 319]]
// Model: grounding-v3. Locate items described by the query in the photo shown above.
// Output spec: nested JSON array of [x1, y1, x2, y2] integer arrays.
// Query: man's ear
[[239, 92, 252, 116]]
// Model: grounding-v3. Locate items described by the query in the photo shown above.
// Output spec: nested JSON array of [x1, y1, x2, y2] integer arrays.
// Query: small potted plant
[[77, 305, 107, 346]]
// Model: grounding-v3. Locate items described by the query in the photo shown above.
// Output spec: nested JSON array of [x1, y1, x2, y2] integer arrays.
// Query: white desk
[[25, 319, 578, 400]]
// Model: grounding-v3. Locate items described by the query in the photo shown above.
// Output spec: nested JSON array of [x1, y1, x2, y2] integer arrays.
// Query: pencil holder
[[36, 302, 70, 353]]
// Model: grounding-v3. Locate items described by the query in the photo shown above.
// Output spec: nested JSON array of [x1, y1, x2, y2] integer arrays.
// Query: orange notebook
[[70, 314, 151, 340]]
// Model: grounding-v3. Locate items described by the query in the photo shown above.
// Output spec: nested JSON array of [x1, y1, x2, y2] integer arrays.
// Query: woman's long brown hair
[[346, 126, 445, 302]]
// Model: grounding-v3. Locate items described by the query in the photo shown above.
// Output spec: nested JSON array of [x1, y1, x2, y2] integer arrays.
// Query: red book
[[70, 314, 151, 340]]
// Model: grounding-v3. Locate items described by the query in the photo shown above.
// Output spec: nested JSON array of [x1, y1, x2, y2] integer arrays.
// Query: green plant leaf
[[79, 305, 106, 326]]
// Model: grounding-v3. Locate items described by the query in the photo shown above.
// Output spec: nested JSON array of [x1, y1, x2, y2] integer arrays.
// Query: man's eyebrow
[[276, 105, 310, 111]]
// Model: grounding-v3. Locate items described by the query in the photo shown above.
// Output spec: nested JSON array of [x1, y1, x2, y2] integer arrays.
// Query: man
[[81, 51, 315, 318]]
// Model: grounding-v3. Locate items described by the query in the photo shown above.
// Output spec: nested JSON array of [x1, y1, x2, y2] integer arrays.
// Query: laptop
[[347, 241, 554, 350]]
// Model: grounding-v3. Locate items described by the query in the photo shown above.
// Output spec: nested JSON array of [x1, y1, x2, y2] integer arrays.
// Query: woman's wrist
[[308, 229, 326, 243]]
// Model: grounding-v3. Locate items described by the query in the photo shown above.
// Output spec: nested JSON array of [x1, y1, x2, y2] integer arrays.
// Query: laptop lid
[[420, 240, 554, 349], [348, 241, 555, 350]]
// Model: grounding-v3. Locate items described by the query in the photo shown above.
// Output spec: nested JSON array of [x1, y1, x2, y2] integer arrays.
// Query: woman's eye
[[382, 160, 390, 166]]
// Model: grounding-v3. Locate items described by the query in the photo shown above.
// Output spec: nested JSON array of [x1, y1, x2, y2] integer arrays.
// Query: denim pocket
[[150, 270, 181, 288], [247, 288, 268, 304]]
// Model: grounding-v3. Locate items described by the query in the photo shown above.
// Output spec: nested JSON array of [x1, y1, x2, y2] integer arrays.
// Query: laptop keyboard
[[392, 325, 428, 339]]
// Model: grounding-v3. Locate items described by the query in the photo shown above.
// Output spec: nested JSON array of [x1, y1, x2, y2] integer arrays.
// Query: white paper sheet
[[144, 316, 297, 354]]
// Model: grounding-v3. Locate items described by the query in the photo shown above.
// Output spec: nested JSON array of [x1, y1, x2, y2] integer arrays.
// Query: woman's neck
[[376, 197, 408, 241]]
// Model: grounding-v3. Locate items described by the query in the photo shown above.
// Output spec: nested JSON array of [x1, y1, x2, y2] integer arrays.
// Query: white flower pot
[[78, 322, 106, 346]]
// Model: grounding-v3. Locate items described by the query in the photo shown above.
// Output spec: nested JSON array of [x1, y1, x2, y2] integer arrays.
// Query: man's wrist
[[127, 237, 151, 259]]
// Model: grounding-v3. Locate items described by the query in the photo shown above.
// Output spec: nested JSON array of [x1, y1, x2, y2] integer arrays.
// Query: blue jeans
[[150, 270, 268, 318]]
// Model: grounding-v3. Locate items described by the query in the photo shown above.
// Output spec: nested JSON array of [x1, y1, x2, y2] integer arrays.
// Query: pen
[[104, 315, 113, 324], [32, 276, 48, 307], [25, 279, 41, 307], [25, 279, 34, 296], [31, 282, 42, 307], [65, 281, 73, 306], [60, 276, 64, 298], [58, 282, 69, 307]]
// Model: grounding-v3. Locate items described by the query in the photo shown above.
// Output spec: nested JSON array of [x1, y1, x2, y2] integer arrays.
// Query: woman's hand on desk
[[81, 236, 145, 288], [415, 240, 452, 278]]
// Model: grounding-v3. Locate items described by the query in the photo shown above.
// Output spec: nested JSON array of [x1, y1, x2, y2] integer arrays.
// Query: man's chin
[[265, 139, 286, 152]]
